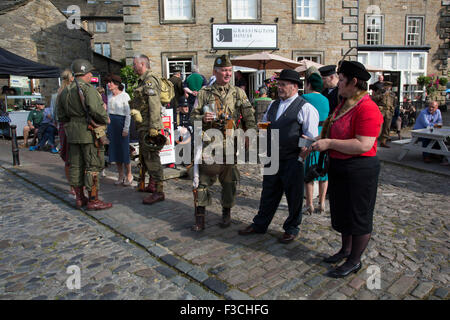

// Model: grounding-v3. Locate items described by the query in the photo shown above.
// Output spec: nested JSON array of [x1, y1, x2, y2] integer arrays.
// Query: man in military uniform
[[131, 54, 166, 204], [168, 66, 184, 109], [56, 59, 112, 210], [374, 81, 396, 148], [319, 65, 340, 114], [190, 55, 256, 231]]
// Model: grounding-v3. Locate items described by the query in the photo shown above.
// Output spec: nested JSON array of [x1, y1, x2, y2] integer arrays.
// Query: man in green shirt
[[183, 65, 207, 111], [21, 100, 45, 148]]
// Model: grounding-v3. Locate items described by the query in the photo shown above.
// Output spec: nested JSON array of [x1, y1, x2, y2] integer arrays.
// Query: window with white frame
[[95, 21, 107, 33], [228, 0, 260, 21], [294, 0, 321, 21], [161, 0, 194, 22], [365, 15, 383, 45], [94, 42, 111, 58], [406, 16, 424, 46], [295, 54, 322, 64]]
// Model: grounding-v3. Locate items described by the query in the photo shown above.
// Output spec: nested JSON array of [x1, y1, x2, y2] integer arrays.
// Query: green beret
[[307, 73, 323, 92], [214, 55, 232, 68]]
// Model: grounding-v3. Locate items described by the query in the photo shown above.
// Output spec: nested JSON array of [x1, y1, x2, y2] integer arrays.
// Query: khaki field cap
[[214, 55, 232, 68], [71, 59, 95, 76]]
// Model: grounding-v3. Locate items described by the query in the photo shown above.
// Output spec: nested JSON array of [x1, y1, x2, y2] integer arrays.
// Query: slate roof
[[50, 0, 123, 18], [0, 0, 31, 14]]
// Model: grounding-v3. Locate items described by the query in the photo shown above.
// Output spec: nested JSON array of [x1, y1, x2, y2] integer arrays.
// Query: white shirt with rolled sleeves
[[262, 93, 319, 139], [107, 91, 131, 133]]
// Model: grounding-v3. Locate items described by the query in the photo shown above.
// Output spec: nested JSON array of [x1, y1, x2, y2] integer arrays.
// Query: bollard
[[10, 125, 20, 166]]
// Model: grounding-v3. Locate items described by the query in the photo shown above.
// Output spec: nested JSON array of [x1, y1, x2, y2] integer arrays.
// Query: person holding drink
[[239, 69, 319, 244]]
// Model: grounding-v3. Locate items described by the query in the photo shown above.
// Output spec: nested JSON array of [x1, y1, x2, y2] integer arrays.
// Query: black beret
[[319, 65, 337, 77], [338, 60, 371, 81]]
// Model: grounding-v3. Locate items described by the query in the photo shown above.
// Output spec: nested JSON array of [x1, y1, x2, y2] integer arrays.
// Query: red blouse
[[329, 94, 383, 160]]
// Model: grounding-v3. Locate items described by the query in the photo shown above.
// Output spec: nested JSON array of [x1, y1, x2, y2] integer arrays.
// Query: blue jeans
[[38, 125, 57, 149]]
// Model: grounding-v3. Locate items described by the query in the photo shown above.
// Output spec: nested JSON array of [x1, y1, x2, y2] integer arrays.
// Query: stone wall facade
[[86, 18, 125, 62], [122, 0, 355, 79], [0, 0, 92, 103], [358, 0, 447, 77]]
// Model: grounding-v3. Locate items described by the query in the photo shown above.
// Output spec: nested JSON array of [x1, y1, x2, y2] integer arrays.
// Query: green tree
[[120, 65, 138, 99]]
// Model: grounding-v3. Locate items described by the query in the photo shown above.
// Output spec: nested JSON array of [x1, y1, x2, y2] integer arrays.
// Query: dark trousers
[[38, 125, 57, 149], [252, 158, 305, 236]]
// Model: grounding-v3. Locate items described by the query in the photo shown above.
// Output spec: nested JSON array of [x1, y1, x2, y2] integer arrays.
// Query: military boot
[[74, 186, 88, 208], [86, 186, 112, 211], [219, 207, 231, 228], [139, 175, 156, 193], [142, 182, 165, 204], [191, 206, 205, 232]]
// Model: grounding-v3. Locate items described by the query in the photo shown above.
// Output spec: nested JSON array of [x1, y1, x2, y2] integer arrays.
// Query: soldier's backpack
[[159, 78, 175, 105]]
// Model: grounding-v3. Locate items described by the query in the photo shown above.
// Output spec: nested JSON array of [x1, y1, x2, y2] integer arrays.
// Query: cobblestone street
[[0, 167, 216, 300], [0, 140, 448, 300]]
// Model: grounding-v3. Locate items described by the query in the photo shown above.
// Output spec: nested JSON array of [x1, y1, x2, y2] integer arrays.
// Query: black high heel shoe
[[328, 261, 362, 278], [323, 251, 350, 264]]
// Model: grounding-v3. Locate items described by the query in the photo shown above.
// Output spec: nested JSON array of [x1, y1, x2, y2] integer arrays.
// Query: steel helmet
[[71, 59, 95, 76]]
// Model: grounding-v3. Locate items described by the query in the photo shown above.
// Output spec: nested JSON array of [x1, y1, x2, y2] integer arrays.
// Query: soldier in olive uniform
[[374, 81, 396, 148], [56, 59, 112, 210], [190, 55, 256, 231], [131, 54, 166, 205]]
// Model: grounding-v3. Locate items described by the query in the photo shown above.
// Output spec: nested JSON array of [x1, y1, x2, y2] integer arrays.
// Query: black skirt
[[328, 156, 380, 235]]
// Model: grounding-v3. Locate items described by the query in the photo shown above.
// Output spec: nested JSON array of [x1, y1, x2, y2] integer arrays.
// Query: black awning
[[0, 47, 60, 79], [357, 45, 431, 52]]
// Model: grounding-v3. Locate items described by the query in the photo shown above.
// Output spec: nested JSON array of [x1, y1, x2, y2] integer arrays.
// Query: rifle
[[73, 77, 108, 148], [138, 149, 147, 191]]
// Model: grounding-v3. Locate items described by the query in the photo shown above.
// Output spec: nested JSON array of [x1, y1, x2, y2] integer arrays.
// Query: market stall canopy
[[231, 52, 302, 70], [294, 59, 324, 73], [0, 47, 60, 79]]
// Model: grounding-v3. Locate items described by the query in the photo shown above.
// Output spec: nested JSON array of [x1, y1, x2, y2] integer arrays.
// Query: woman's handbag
[[304, 151, 329, 183]]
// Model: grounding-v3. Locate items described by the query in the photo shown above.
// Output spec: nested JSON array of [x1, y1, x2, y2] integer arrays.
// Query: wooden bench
[[392, 139, 412, 145]]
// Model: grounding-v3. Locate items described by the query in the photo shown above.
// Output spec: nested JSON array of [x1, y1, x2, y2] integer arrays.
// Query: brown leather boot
[[139, 175, 156, 193], [86, 185, 112, 211], [219, 207, 231, 228], [191, 206, 205, 232], [142, 182, 164, 204], [74, 186, 88, 208]]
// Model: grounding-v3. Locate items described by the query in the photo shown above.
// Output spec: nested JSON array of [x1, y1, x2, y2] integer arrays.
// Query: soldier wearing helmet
[[56, 59, 112, 210]]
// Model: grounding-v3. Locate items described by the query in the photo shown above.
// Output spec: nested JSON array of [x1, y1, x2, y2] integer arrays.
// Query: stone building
[[0, 0, 93, 101], [357, 0, 449, 104], [51, 0, 125, 62], [122, 0, 358, 97]]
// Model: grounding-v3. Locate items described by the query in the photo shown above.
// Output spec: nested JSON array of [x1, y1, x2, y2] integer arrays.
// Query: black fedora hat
[[276, 69, 301, 86]]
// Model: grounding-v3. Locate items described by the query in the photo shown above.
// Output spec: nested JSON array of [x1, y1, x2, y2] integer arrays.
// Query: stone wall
[[0, 0, 92, 103], [122, 0, 355, 78], [358, 0, 447, 77], [87, 19, 125, 62]]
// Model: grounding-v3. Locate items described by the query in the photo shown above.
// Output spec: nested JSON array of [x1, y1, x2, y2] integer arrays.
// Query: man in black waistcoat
[[319, 65, 340, 114], [238, 69, 319, 243]]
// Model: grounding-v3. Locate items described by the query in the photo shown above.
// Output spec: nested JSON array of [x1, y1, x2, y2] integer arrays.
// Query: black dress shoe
[[238, 225, 261, 235], [323, 252, 350, 264], [278, 233, 296, 244], [328, 262, 362, 278]]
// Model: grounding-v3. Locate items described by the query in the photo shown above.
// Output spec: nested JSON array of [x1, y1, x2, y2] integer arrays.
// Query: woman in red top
[[311, 61, 383, 278]]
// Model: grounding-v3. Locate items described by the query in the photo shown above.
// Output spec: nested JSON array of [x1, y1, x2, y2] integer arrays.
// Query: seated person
[[413, 100, 445, 164], [29, 102, 58, 153], [401, 98, 416, 127], [20, 100, 45, 148]]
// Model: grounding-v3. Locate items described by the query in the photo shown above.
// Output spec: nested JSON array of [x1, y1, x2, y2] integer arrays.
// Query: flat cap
[[319, 65, 337, 77], [214, 55, 232, 68], [34, 99, 45, 105], [338, 60, 371, 81]]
